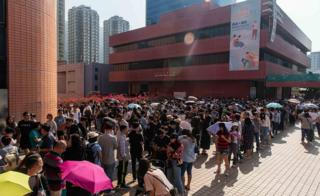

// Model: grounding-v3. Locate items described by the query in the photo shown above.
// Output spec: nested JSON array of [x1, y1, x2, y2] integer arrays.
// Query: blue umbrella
[[127, 103, 141, 109], [266, 102, 283, 109]]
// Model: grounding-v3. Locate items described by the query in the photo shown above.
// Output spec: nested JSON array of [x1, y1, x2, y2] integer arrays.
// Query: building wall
[[57, 0, 65, 61], [58, 63, 84, 98], [110, 1, 311, 98], [7, 0, 57, 122], [84, 63, 119, 96], [131, 81, 251, 98]]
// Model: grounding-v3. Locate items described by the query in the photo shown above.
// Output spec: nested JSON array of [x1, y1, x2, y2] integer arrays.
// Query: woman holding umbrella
[[63, 134, 91, 196]]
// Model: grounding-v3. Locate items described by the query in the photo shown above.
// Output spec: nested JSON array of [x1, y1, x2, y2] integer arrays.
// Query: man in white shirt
[[98, 121, 117, 181]]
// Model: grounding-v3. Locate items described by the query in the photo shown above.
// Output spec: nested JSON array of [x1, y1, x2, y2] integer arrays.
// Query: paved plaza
[[118, 124, 320, 196]]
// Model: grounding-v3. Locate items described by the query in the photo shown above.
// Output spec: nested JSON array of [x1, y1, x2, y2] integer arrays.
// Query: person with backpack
[[86, 132, 102, 166], [139, 158, 174, 196]]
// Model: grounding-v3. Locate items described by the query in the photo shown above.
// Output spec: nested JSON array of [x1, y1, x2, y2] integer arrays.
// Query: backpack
[[85, 143, 96, 163]]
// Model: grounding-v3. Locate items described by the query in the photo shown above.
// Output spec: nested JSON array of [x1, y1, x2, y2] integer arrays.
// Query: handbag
[[37, 174, 47, 196], [194, 144, 199, 154]]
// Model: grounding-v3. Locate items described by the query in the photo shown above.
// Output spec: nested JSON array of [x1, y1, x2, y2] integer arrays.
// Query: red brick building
[[1, 0, 58, 121], [109, 1, 311, 98]]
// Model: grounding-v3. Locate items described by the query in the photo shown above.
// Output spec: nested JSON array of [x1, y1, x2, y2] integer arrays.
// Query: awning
[[266, 74, 320, 88]]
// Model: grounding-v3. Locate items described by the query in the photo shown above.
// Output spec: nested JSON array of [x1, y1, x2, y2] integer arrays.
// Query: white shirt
[[309, 112, 318, 122], [46, 120, 57, 135], [260, 116, 271, 129]]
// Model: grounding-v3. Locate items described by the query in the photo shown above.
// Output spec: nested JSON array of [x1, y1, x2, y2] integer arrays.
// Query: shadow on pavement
[[192, 167, 239, 196], [303, 143, 319, 155], [194, 154, 208, 169], [259, 146, 272, 158], [205, 155, 216, 169]]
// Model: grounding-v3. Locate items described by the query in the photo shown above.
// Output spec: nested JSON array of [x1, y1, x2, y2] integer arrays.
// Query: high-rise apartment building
[[68, 5, 99, 64], [146, 0, 236, 25], [308, 52, 320, 74], [57, 0, 65, 61], [0, 0, 57, 121], [103, 16, 129, 63]]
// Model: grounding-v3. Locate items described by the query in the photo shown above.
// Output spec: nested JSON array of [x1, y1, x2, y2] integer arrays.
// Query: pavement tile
[[118, 124, 320, 196]]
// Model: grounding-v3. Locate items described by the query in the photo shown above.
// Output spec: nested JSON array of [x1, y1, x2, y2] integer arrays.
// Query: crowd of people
[[0, 97, 319, 196]]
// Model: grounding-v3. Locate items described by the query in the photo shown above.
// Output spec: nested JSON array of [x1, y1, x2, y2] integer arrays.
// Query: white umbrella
[[207, 122, 233, 135], [127, 103, 141, 109], [185, 100, 195, 104], [188, 96, 198, 101], [302, 103, 319, 109], [288, 98, 300, 104], [180, 121, 192, 131], [150, 102, 160, 108], [197, 101, 205, 105], [266, 102, 283, 109]]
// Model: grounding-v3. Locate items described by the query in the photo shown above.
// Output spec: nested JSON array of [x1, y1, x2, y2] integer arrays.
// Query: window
[[94, 85, 98, 91], [0, 0, 5, 23], [94, 74, 98, 80], [113, 23, 230, 53], [113, 52, 229, 71], [95, 67, 98, 72]]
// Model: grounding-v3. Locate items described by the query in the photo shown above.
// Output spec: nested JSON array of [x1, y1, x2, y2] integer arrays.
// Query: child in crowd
[[229, 124, 241, 167]]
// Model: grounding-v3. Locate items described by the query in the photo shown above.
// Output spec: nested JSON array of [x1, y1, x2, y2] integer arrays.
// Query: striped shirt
[[216, 131, 230, 150], [43, 151, 65, 191]]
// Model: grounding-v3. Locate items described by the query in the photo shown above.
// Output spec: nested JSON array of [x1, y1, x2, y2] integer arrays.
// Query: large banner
[[229, 0, 261, 71]]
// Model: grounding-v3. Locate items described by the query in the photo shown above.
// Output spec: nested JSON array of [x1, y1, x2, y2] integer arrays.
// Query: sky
[[66, 0, 320, 52]]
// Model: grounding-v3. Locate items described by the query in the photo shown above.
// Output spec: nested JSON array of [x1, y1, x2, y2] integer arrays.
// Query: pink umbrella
[[60, 161, 113, 193]]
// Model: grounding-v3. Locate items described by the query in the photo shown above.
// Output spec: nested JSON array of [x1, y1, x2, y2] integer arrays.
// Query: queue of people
[[0, 97, 319, 196]]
